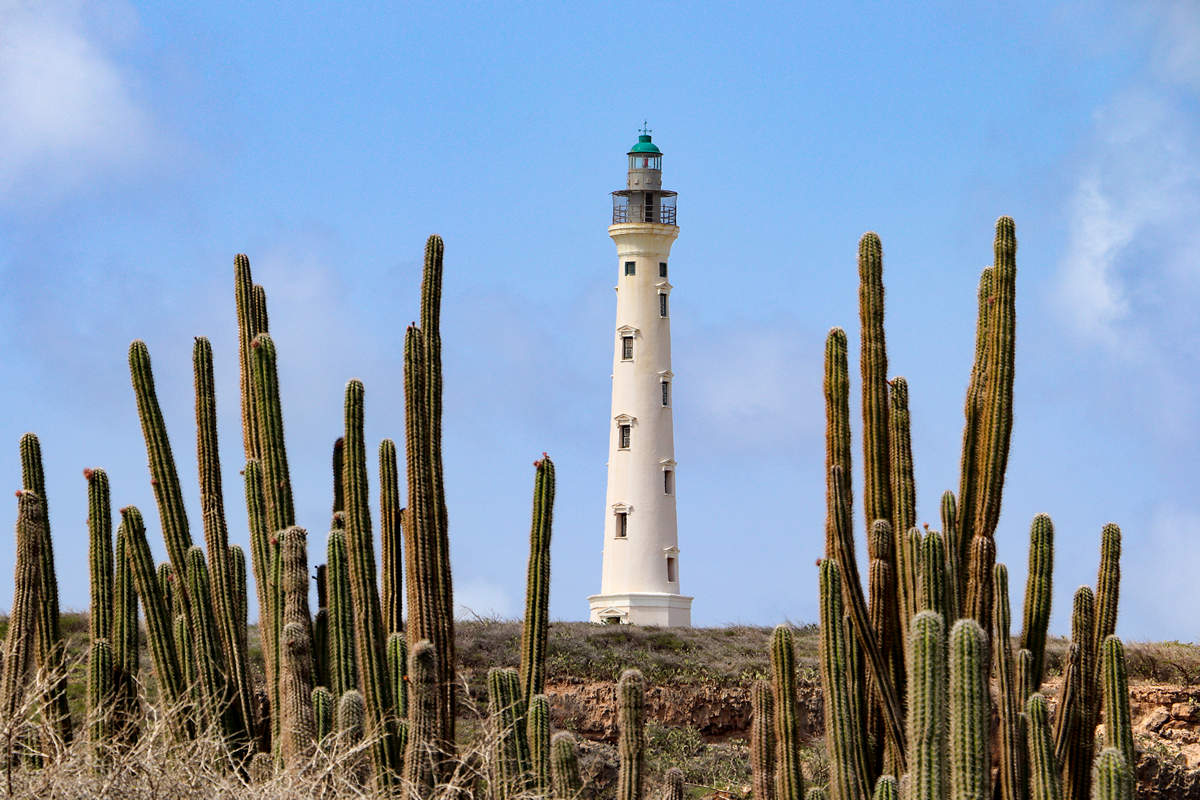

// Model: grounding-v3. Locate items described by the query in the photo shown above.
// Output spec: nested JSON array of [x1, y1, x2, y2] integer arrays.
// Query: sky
[[1, 1, 1197, 642]]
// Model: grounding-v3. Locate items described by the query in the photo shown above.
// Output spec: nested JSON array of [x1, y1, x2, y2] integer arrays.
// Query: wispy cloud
[[1122, 504, 1200, 643], [0, 0, 164, 203]]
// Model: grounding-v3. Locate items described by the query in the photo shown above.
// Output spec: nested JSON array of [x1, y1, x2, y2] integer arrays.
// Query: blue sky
[[1, 1, 1197, 641]]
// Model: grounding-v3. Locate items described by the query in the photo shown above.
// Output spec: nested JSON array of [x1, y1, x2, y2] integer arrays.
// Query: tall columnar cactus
[[949, 619, 990, 800], [907, 610, 947, 800], [19, 434, 72, 742], [1, 491, 44, 722], [87, 638, 115, 753], [1091, 748, 1132, 800], [964, 533, 996, 634], [919, 529, 948, 624], [193, 336, 255, 744], [858, 232, 893, 545], [888, 378, 918, 636], [112, 516, 140, 742], [250, 333, 295, 536], [174, 613, 196, 703], [1092, 524, 1121, 676], [551, 732, 583, 800], [86, 468, 114, 645], [824, 327, 852, 559], [487, 667, 531, 800], [343, 379, 398, 784], [337, 688, 367, 784], [279, 621, 316, 766], [121, 506, 186, 728], [771, 625, 806, 800], [331, 437, 345, 520], [992, 564, 1025, 800], [828, 465, 906, 768], [1016, 648, 1034, 704], [327, 527, 358, 700], [280, 527, 314, 663], [528, 693, 552, 800], [955, 266, 994, 601], [387, 631, 408, 723], [1100, 636, 1135, 799], [940, 491, 960, 624], [243, 458, 276, 752], [618, 668, 647, 800], [521, 455, 556, 706], [1058, 587, 1097, 800], [1019, 514, 1054, 691], [872, 776, 899, 800], [185, 546, 233, 739], [312, 686, 333, 747], [664, 768, 685, 800], [380, 438, 405, 636], [234, 254, 263, 462], [158, 562, 176, 618], [1025, 694, 1060, 800], [405, 641, 439, 797], [866, 519, 899, 772], [230, 545, 248, 645], [818, 561, 866, 800], [252, 283, 270, 335], [750, 678, 777, 800], [966, 218, 1018, 632], [128, 343, 198, 647]]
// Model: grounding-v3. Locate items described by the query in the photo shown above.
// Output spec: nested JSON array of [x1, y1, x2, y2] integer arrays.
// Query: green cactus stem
[[771, 625, 806, 800], [1, 491, 44, 721], [919, 529, 948, 625], [889, 378, 918, 635], [858, 232, 893, 548], [1092, 524, 1121, 680], [1100, 636, 1135, 799], [234, 254, 263, 462], [250, 333, 295, 535], [521, 455, 555, 706], [818, 561, 867, 800], [664, 768, 685, 800], [405, 641, 439, 797], [866, 519, 899, 775], [279, 621, 316, 766], [1019, 514, 1054, 691], [804, 789, 826, 800], [487, 666, 531, 800], [529, 694, 552, 800], [956, 266, 994, 601], [19, 434, 72, 742], [824, 327, 852, 559], [1016, 648, 1034, 704], [380, 438, 405, 636], [312, 686, 333, 747], [1058, 587, 1097, 800], [112, 516, 140, 743], [87, 638, 115, 757], [1091, 748, 1131, 800], [1025, 694, 1061, 800], [751, 678, 777, 800], [618, 668, 647, 800], [551, 732, 583, 800], [907, 610, 947, 800], [949, 619, 990, 800], [86, 468, 114, 645], [327, 527, 358, 700], [388, 631, 408, 722], [993, 564, 1025, 800], [185, 546, 234, 740], [871, 776, 899, 800], [940, 491, 961, 626]]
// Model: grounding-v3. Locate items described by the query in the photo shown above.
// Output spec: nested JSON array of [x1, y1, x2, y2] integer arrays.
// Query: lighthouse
[[588, 128, 693, 627]]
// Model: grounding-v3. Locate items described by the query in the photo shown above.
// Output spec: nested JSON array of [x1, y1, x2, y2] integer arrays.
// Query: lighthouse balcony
[[612, 191, 677, 225]]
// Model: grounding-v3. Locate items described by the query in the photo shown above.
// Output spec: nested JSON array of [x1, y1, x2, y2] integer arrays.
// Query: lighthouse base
[[587, 592, 693, 627]]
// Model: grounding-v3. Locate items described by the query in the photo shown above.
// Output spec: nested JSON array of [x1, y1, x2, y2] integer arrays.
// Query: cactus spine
[[1019, 514, 1054, 691], [907, 611, 946, 800], [618, 668, 647, 800], [380, 438, 405, 636], [824, 327, 852, 558], [1090, 748, 1131, 800], [521, 455, 555, 706], [819, 561, 867, 800], [551, 732, 583, 800], [750, 678, 777, 800], [949, 619, 990, 800], [343, 378, 398, 784], [1, 491, 44, 722], [405, 640, 439, 796], [193, 336, 254, 744]]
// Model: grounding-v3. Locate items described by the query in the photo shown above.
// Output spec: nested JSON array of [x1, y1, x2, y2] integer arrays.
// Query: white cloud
[[1121, 505, 1200, 643], [0, 0, 162, 202]]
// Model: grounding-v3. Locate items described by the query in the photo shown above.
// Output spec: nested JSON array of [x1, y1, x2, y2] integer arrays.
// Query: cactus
[[949, 619, 990, 800], [618, 668, 647, 800], [380, 438, 405, 636], [86, 468, 114, 645], [230, 545, 248, 648], [193, 336, 255, 744], [528, 693, 552, 800], [907, 611, 946, 800], [1, 491, 44, 722], [939, 491, 961, 626], [279, 621, 316, 765], [252, 283, 270, 335], [405, 641, 439, 797], [1016, 648, 1034, 704], [387, 631, 408, 725], [327, 527, 358, 700], [993, 564, 1025, 800], [1100, 636, 1135, 798], [889, 378, 918, 636], [112, 516, 140, 742], [955, 266, 994, 600], [521, 455, 556, 706], [1091, 748, 1131, 800], [1092, 524, 1121, 678], [234, 254, 263, 462], [1057, 587, 1097, 800], [551, 732, 583, 800], [804, 789, 826, 800], [858, 232, 893, 547], [19, 434, 72, 743], [872, 776, 899, 800], [312, 686, 333, 747], [771, 625, 806, 800], [751, 678, 777, 800], [919, 529, 948, 624], [337, 688, 367, 785], [87, 638, 115, 752], [818, 561, 866, 800], [343, 378, 399, 784], [828, 465, 906, 768], [331, 437, 345, 520], [1025, 694, 1060, 800], [824, 327, 852, 558], [250, 333, 295, 535], [866, 519, 899, 774], [487, 666, 531, 800], [964, 533, 995, 633], [185, 546, 233, 739], [174, 611, 196, 703], [664, 768, 685, 800], [1019, 514, 1054, 691]]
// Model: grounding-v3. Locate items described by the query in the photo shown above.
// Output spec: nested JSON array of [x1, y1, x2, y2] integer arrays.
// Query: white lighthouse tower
[[588, 128, 693, 627]]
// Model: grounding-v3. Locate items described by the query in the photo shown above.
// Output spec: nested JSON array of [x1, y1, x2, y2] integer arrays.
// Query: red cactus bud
[[83, 467, 94, 480]]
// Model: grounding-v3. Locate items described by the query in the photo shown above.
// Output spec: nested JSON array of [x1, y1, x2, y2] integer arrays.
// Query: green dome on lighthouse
[[628, 133, 661, 155]]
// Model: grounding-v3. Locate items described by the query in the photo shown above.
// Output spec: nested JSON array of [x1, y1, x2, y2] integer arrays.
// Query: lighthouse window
[[659, 262, 668, 278], [615, 511, 628, 538], [661, 380, 670, 407], [664, 469, 674, 495], [624, 261, 636, 276], [659, 293, 668, 318], [619, 424, 631, 449], [666, 556, 677, 583], [621, 336, 634, 360]]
